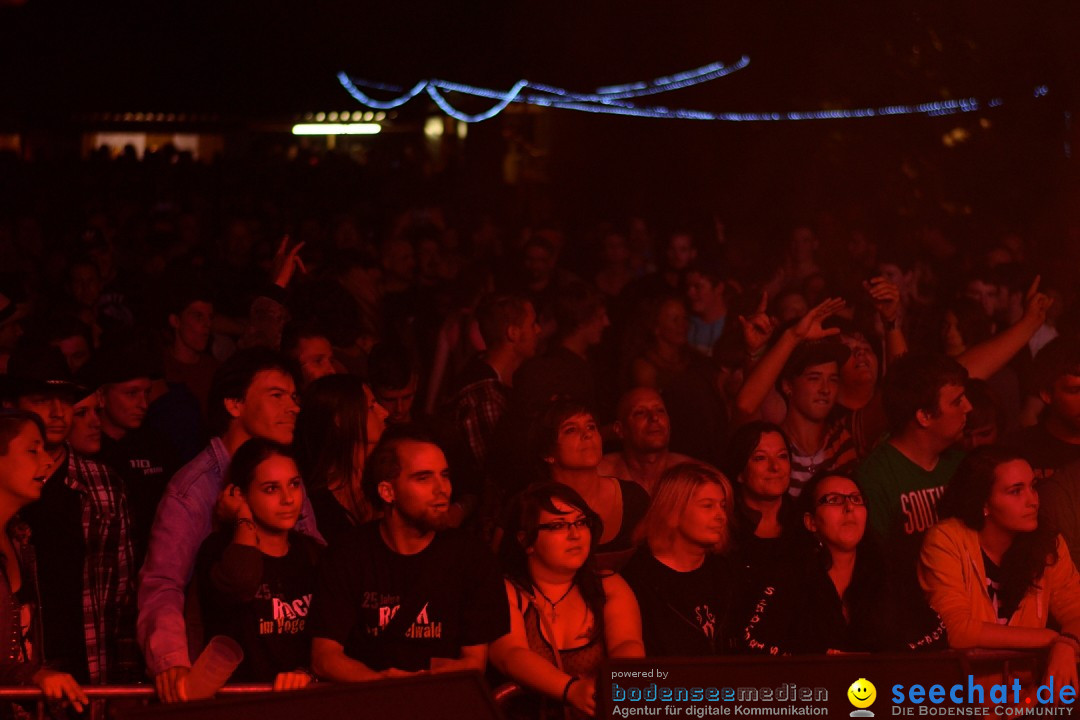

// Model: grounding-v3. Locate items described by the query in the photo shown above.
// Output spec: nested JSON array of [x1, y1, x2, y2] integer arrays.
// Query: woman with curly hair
[[920, 446, 1080, 688]]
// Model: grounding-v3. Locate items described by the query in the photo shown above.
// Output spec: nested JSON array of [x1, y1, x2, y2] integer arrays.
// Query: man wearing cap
[[86, 341, 179, 567], [0, 344, 138, 685], [733, 297, 856, 496]]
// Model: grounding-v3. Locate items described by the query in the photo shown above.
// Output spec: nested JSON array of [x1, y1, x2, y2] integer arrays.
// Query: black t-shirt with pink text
[[308, 522, 508, 672]]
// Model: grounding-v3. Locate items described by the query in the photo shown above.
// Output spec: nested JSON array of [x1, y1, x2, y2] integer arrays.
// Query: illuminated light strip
[[425, 80, 528, 123], [338, 65, 1047, 123], [528, 56, 751, 101], [593, 57, 751, 98], [337, 73, 428, 110], [338, 58, 749, 108], [292, 123, 381, 135]]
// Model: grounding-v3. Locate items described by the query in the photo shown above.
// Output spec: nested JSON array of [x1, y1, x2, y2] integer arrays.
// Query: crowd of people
[[2, 146, 1080, 716]]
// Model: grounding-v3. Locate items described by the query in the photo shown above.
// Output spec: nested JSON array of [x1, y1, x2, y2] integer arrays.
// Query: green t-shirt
[[856, 442, 965, 549]]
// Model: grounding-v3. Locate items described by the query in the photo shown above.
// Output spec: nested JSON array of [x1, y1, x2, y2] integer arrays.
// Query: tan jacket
[[918, 517, 1080, 648]]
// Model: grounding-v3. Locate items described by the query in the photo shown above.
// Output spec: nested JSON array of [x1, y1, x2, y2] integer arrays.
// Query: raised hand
[[272, 235, 307, 288], [791, 297, 846, 341], [215, 484, 253, 524], [738, 292, 776, 355], [864, 276, 901, 323], [1022, 275, 1053, 326]]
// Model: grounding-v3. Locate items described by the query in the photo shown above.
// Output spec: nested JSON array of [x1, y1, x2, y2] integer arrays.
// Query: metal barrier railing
[[0, 650, 1047, 719], [0, 684, 272, 720]]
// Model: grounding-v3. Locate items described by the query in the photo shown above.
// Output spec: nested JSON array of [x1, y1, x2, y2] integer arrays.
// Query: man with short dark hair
[[513, 280, 609, 415], [857, 351, 971, 556], [137, 348, 322, 703], [309, 433, 507, 681], [281, 322, 339, 388], [1005, 337, 1080, 480], [43, 315, 94, 374], [599, 387, 692, 494], [369, 342, 421, 426], [162, 280, 218, 418], [685, 263, 727, 356], [451, 295, 539, 472], [2, 344, 138, 684]]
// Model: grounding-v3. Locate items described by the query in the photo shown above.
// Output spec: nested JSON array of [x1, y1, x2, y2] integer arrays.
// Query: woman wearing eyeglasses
[[920, 447, 1080, 689], [490, 483, 644, 719], [741, 472, 943, 654], [621, 462, 735, 656]]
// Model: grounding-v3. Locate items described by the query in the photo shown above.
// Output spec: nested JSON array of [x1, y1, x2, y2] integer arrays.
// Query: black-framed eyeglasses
[[536, 518, 592, 533], [817, 492, 865, 507]]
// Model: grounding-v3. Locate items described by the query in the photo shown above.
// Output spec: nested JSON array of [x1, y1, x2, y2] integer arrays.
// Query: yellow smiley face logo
[[847, 678, 877, 709]]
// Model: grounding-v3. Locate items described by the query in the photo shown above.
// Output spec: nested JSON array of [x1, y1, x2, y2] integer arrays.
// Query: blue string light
[[337, 61, 1049, 123], [426, 80, 528, 123], [337, 73, 427, 110]]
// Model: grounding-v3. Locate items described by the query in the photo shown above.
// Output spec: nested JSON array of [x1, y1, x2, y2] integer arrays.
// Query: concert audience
[[2, 143, 1080, 708]]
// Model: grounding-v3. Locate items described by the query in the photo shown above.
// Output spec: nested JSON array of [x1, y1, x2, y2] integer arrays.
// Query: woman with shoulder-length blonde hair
[[621, 462, 736, 656]]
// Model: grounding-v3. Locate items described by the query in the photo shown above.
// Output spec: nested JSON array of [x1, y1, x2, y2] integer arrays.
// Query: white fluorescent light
[[291, 123, 381, 136]]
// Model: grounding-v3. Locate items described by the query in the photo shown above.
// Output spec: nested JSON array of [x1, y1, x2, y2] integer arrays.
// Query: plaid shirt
[[64, 450, 138, 683], [453, 378, 509, 469]]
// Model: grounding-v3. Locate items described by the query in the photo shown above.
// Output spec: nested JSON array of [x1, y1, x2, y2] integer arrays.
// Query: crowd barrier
[[0, 651, 1047, 720]]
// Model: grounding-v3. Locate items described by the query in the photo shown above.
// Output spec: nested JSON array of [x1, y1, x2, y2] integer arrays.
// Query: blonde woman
[[621, 462, 735, 656]]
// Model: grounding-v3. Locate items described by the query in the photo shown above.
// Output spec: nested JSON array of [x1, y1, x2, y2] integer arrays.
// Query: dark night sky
[[1, 0, 1077, 115]]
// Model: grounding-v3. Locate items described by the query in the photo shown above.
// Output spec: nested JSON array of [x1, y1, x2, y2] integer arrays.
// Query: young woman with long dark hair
[[490, 483, 643, 718], [196, 439, 323, 690], [920, 446, 1080, 688], [294, 373, 388, 545]]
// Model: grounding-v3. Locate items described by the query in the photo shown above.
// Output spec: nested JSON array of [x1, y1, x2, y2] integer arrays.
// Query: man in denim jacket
[[137, 348, 323, 702]]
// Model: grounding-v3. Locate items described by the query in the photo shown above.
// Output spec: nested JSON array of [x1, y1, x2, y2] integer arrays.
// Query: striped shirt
[[786, 415, 858, 497]]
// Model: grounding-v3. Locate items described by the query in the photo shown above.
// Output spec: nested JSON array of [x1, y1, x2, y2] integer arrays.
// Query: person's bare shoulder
[[598, 453, 626, 478]]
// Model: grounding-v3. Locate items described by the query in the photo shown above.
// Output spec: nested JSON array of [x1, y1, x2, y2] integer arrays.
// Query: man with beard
[[599, 387, 692, 494], [309, 432, 508, 681]]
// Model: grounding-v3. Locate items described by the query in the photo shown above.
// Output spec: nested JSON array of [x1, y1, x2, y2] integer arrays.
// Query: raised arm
[[957, 276, 1052, 380], [865, 277, 908, 363], [733, 298, 845, 422]]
